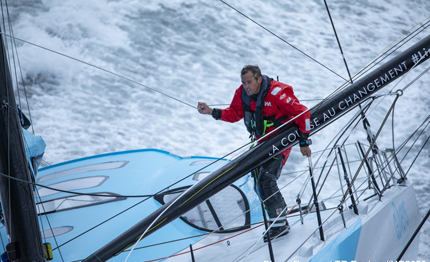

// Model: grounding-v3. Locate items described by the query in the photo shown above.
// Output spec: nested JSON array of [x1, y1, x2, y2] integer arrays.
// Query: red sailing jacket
[[220, 80, 311, 164]]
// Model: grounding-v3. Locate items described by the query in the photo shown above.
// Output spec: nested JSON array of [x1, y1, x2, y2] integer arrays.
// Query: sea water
[[6, 0, 430, 259]]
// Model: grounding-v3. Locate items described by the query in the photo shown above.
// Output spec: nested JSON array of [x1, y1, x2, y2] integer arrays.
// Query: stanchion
[[308, 156, 325, 241]]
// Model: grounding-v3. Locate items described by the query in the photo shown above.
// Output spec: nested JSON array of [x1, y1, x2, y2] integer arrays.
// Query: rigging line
[[353, 17, 430, 80], [240, 205, 296, 262], [341, 93, 400, 204], [127, 220, 264, 252], [397, 207, 430, 261], [34, 188, 65, 262], [324, 0, 353, 84], [318, 19, 430, 107], [0, 171, 155, 198], [400, 62, 430, 92], [301, 100, 373, 200], [141, 223, 264, 262], [349, 19, 430, 82], [0, 32, 196, 110], [0, 5, 14, 235], [207, 98, 326, 107], [4, 2, 34, 133], [283, 208, 338, 262], [4, 1, 23, 117], [54, 145, 250, 250], [357, 47, 430, 133], [404, 133, 430, 177], [123, 185, 198, 262], [189, 166, 308, 256], [397, 115, 430, 164], [355, 22, 430, 87], [392, 98, 396, 152], [218, 0, 347, 82]]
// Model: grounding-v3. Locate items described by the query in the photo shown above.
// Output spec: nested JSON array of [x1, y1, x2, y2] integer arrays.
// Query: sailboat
[[0, 1, 430, 261]]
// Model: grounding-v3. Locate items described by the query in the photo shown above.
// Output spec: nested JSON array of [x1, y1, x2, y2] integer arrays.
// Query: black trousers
[[253, 155, 287, 220]]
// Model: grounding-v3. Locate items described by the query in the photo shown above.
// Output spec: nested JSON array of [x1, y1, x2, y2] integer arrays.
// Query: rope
[[397, 208, 430, 261], [0, 171, 155, 198], [341, 93, 401, 203], [0, 31, 197, 110], [34, 188, 65, 262], [52, 146, 248, 250], [404, 133, 430, 177], [324, 0, 353, 84], [142, 223, 264, 262], [3, 0, 35, 133], [218, 0, 347, 82]]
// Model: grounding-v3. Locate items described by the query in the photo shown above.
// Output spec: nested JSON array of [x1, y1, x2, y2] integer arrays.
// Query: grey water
[[7, 0, 430, 259]]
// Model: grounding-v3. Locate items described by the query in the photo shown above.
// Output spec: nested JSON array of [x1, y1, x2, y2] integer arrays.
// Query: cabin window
[[36, 193, 126, 215], [41, 226, 73, 238], [192, 172, 211, 181], [155, 185, 250, 233], [189, 160, 215, 166], [37, 176, 109, 197], [37, 161, 129, 183]]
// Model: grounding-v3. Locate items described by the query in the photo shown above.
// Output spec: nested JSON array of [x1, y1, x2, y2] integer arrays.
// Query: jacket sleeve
[[273, 84, 311, 134], [219, 86, 245, 123]]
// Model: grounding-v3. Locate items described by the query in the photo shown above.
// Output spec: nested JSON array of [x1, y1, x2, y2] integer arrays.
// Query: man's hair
[[241, 65, 261, 80]]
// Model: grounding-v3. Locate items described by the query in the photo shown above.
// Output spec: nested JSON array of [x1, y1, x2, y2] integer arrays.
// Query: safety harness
[[241, 75, 289, 139]]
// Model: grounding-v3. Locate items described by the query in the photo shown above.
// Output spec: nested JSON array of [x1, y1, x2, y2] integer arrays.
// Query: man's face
[[241, 71, 262, 96]]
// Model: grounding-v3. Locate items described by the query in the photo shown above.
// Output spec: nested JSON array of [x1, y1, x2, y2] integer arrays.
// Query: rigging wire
[[397, 207, 430, 261], [3, 0, 34, 133], [103, 41, 426, 255], [312, 17, 430, 113], [404, 133, 430, 177], [0, 172, 155, 198], [324, 0, 353, 84], [0, 31, 197, 110], [0, 2, 14, 247], [34, 188, 65, 262], [51, 146, 249, 250], [340, 93, 401, 204], [0, 3, 428, 260], [398, 115, 430, 165], [349, 17, 430, 85], [218, 0, 347, 82]]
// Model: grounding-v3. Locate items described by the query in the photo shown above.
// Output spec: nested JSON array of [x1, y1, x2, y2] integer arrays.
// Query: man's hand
[[197, 102, 212, 115], [300, 146, 311, 157]]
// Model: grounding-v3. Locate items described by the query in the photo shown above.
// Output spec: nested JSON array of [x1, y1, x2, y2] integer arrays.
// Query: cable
[[0, 171, 155, 198], [218, 0, 347, 82], [324, 0, 353, 84], [0, 32, 197, 110], [397, 208, 430, 261]]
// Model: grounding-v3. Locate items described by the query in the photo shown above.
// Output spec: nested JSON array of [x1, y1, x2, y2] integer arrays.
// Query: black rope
[[52, 142, 253, 250], [4, 0, 34, 133], [404, 133, 430, 177], [34, 189, 65, 262], [0, 31, 197, 110], [218, 0, 347, 82], [324, 0, 353, 84], [397, 208, 430, 261], [0, 171, 154, 198], [341, 94, 400, 203], [397, 115, 430, 165]]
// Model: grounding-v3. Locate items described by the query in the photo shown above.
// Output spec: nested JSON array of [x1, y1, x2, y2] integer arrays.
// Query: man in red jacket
[[198, 65, 311, 241]]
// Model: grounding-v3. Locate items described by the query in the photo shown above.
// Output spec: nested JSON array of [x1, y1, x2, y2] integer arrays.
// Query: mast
[[0, 28, 44, 260], [84, 35, 430, 262]]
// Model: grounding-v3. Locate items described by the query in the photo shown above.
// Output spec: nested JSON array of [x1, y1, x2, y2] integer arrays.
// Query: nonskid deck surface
[[163, 209, 354, 262], [164, 184, 418, 262]]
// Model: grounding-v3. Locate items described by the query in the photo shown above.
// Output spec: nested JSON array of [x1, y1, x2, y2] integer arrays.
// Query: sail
[[84, 35, 430, 262]]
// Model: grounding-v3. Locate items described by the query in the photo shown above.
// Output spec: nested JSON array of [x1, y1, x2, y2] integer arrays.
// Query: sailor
[[197, 65, 311, 241]]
